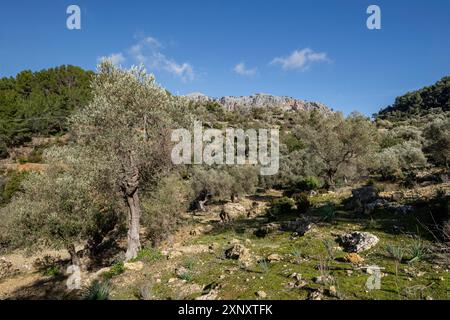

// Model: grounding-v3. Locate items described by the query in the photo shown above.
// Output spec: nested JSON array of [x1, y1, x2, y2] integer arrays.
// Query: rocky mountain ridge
[[185, 92, 332, 112]]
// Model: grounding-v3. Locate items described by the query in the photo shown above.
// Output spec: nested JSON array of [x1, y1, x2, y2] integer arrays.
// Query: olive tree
[[377, 141, 427, 179], [294, 111, 379, 189], [69, 61, 189, 260], [423, 117, 450, 167], [0, 144, 119, 266]]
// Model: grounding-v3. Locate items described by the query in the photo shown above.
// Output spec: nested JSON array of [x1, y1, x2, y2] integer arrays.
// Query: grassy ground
[[109, 191, 450, 301], [1, 187, 448, 300]]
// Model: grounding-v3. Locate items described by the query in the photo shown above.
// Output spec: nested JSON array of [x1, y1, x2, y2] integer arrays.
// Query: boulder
[[348, 186, 378, 213], [365, 199, 414, 215], [266, 253, 282, 263], [256, 290, 267, 298], [224, 244, 251, 263], [254, 223, 280, 238], [281, 218, 313, 236], [338, 232, 379, 253], [344, 253, 365, 264], [308, 289, 324, 300]]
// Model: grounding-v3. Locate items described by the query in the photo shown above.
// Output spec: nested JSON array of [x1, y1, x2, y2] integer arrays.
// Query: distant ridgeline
[[377, 76, 450, 120], [0, 66, 93, 151]]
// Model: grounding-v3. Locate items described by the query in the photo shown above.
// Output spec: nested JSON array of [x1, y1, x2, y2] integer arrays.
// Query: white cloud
[[271, 48, 329, 70], [99, 35, 195, 82], [128, 36, 195, 82], [98, 52, 125, 65], [233, 62, 257, 76]]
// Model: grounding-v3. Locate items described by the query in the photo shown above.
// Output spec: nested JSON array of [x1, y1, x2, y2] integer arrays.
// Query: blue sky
[[1, 0, 449, 115]]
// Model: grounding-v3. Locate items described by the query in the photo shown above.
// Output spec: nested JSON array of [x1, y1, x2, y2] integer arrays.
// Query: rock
[[344, 253, 365, 264], [124, 261, 144, 271], [308, 289, 324, 300], [289, 273, 302, 281], [185, 93, 332, 113], [286, 273, 307, 289], [254, 223, 280, 238], [348, 186, 379, 213], [190, 227, 203, 236], [224, 244, 252, 266], [256, 290, 267, 298], [208, 243, 219, 252], [168, 251, 182, 259], [0, 258, 17, 280], [93, 267, 111, 279], [267, 253, 282, 263], [221, 203, 247, 221], [338, 232, 379, 253], [175, 266, 190, 278], [168, 278, 177, 283], [365, 199, 414, 215], [313, 275, 334, 285], [309, 190, 318, 197], [365, 199, 389, 214], [196, 290, 219, 300], [328, 285, 338, 298], [281, 218, 313, 236]]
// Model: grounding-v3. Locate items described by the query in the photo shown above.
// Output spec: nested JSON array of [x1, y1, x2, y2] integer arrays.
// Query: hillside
[[377, 76, 450, 121], [0, 63, 449, 301], [0, 66, 93, 157]]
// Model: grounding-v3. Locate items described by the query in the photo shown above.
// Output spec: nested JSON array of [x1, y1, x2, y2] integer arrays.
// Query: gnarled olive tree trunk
[[67, 243, 81, 267], [121, 152, 142, 261]]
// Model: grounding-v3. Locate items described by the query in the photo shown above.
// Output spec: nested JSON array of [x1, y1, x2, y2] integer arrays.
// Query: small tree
[[423, 117, 450, 167], [0, 147, 118, 266], [377, 141, 427, 179], [294, 111, 378, 189], [189, 167, 234, 210]]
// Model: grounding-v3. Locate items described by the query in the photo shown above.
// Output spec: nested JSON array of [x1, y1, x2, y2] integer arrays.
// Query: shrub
[[423, 117, 450, 166], [142, 174, 189, 246], [266, 197, 296, 219], [295, 176, 321, 191], [133, 247, 164, 263], [407, 239, 426, 264], [386, 245, 404, 263], [0, 141, 8, 159], [1, 171, 28, 204], [103, 262, 125, 279], [377, 141, 427, 180], [293, 192, 311, 213], [320, 203, 336, 221], [83, 280, 110, 300], [258, 259, 270, 273]]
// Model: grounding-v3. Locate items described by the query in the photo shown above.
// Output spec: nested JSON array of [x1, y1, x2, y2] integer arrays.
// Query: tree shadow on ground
[[5, 274, 81, 300]]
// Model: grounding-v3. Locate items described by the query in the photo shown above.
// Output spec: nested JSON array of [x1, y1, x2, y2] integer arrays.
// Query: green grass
[[103, 262, 125, 280], [110, 193, 450, 300]]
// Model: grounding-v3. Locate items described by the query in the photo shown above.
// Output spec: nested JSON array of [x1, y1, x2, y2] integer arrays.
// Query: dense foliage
[[0, 66, 93, 153], [377, 76, 450, 120]]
